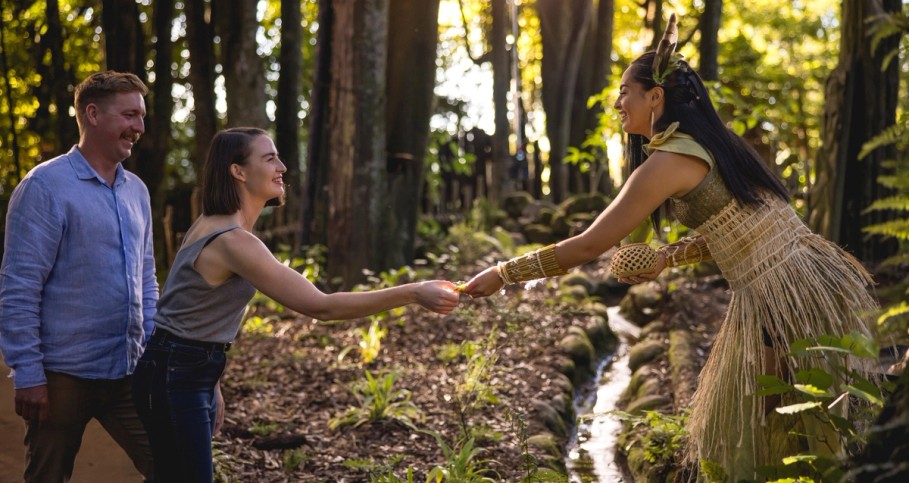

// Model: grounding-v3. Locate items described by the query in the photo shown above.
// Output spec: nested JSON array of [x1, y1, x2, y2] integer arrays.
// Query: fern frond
[[863, 219, 909, 241], [863, 195, 909, 214], [879, 252, 909, 268], [877, 301, 909, 327], [858, 123, 905, 160], [877, 175, 909, 191], [867, 12, 909, 59]]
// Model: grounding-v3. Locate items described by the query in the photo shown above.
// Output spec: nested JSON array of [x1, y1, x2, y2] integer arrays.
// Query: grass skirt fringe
[[685, 197, 879, 481]]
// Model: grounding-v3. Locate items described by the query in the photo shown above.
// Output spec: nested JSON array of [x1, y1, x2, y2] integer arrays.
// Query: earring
[[650, 110, 655, 139]]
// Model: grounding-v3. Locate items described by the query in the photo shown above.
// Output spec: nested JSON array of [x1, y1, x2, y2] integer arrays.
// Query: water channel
[[565, 306, 640, 482]]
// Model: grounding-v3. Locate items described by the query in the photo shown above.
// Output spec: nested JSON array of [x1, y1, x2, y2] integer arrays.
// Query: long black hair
[[625, 52, 789, 213]]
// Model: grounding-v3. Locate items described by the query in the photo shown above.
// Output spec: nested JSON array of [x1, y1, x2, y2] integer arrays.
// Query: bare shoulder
[[640, 151, 709, 197]]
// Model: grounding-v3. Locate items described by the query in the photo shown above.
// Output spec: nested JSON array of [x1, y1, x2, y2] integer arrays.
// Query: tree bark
[[808, 0, 900, 263], [537, 0, 591, 202], [218, 0, 268, 128], [101, 0, 146, 77], [271, 0, 304, 253], [323, 0, 389, 287], [698, 0, 722, 81], [302, 0, 334, 248], [490, 0, 509, 203], [185, 0, 218, 221], [385, 0, 440, 268]]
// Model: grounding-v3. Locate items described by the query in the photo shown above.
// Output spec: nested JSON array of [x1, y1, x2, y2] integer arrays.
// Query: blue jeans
[[132, 329, 228, 483]]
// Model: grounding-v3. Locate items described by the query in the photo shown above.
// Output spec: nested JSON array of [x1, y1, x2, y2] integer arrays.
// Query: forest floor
[[210, 255, 728, 482]]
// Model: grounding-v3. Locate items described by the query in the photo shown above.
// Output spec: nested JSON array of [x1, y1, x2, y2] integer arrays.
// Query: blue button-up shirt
[[0, 147, 158, 389]]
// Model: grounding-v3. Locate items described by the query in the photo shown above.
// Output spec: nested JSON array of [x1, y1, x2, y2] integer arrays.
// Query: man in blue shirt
[[0, 71, 158, 481]]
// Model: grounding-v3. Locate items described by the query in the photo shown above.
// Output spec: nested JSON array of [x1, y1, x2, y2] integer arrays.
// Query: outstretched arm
[[210, 231, 460, 320], [462, 150, 709, 297]]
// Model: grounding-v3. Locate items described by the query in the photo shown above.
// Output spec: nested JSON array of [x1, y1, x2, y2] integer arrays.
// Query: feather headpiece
[[652, 13, 682, 85]]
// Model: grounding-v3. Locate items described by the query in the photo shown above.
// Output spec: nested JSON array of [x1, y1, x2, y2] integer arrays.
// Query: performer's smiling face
[[614, 68, 658, 138]]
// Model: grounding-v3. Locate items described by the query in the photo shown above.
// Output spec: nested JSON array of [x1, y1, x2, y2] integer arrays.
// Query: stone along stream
[[565, 306, 640, 482]]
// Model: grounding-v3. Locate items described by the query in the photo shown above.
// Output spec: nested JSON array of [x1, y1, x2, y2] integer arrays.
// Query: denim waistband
[[150, 328, 232, 352]]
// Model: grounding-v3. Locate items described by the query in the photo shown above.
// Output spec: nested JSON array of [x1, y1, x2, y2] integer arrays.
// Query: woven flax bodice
[[682, 195, 811, 291], [649, 123, 813, 292]]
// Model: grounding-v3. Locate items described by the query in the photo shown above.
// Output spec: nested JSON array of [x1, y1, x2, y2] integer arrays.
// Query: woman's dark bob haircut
[[202, 127, 270, 216]]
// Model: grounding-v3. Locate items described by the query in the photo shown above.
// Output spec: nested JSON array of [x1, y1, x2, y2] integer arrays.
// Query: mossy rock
[[619, 283, 665, 326], [526, 432, 562, 457], [560, 272, 597, 294], [533, 399, 568, 438], [551, 372, 574, 394], [567, 212, 597, 236], [503, 191, 534, 218], [561, 284, 589, 301], [523, 223, 557, 245], [550, 212, 570, 237], [554, 355, 576, 382], [621, 365, 657, 404], [550, 392, 574, 420], [625, 394, 671, 414], [500, 217, 521, 233], [628, 339, 666, 372], [624, 446, 666, 483], [635, 377, 663, 399], [559, 333, 595, 382], [538, 207, 557, 226], [640, 321, 667, 339], [559, 193, 607, 215], [585, 301, 611, 320], [584, 316, 617, 355]]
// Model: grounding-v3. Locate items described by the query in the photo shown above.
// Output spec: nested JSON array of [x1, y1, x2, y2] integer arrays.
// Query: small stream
[[565, 306, 640, 482]]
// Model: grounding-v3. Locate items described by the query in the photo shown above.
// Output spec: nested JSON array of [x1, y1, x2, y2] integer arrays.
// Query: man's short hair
[[74, 71, 148, 129]]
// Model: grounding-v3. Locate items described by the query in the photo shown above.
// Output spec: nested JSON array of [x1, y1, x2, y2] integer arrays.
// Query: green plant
[[282, 448, 309, 472], [329, 370, 423, 430], [249, 420, 280, 437], [505, 409, 568, 482], [752, 331, 889, 481], [612, 410, 689, 467], [342, 455, 415, 482], [425, 432, 501, 483], [338, 319, 388, 365], [241, 314, 278, 336]]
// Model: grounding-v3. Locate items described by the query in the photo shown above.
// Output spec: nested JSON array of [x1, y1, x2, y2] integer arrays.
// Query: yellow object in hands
[[609, 243, 660, 277]]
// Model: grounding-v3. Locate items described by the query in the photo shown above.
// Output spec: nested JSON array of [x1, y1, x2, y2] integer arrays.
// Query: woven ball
[[610, 243, 660, 277]]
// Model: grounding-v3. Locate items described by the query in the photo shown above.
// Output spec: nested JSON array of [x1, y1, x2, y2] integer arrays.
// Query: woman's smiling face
[[614, 67, 659, 137]]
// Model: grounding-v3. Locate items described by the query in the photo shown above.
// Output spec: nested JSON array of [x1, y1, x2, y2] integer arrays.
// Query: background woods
[[0, 0, 907, 279]]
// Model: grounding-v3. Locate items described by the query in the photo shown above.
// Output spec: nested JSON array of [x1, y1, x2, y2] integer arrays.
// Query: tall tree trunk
[[270, 0, 304, 254], [323, 0, 389, 287], [808, 0, 900, 263], [185, 0, 218, 221], [0, 6, 21, 181], [490, 0, 509, 203], [569, 0, 614, 194], [302, 0, 333, 248], [537, 0, 591, 202], [218, 0, 268, 128], [45, 0, 77, 150], [698, 0, 722, 81], [101, 0, 145, 78], [385, 0, 440, 267]]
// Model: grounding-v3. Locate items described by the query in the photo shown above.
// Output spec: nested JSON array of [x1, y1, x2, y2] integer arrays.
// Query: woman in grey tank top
[[132, 127, 460, 482]]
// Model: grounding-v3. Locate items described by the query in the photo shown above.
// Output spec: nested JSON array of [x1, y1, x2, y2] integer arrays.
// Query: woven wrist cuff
[[501, 244, 567, 283], [658, 236, 712, 267]]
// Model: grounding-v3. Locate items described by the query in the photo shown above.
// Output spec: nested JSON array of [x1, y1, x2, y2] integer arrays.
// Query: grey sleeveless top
[[154, 225, 257, 343]]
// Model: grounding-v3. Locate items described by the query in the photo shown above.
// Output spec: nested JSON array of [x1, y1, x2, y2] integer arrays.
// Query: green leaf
[[842, 384, 883, 407], [782, 454, 817, 465], [793, 384, 831, 397], [794, 368, 834, 389], [775, 401, 822, 414]]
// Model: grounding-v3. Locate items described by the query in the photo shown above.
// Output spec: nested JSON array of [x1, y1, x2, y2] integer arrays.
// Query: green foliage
[[611, 410, 689, 467], [329, 370, 423, 431], [281, 448, 310, 472], [249, 420, 281, 437], [342, 455, 415, 482], [338, 319, 388, 365], [424, 432, 501, 483], [505, 409, 568, 483], [242, 314, 278, 336], [751, 332, 889, 481]]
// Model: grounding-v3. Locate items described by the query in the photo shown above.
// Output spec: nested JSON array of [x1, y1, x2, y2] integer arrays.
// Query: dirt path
[[0, 355, 143, 483]]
